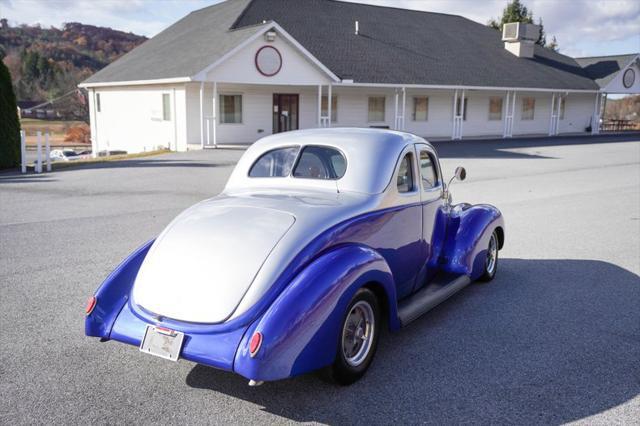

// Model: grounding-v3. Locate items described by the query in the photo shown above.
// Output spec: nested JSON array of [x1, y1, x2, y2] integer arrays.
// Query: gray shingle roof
[[575, 54, 638, 88], [82, 0, 260, 85], [233, 0, 598, 90], [83, 0, 603, 91]]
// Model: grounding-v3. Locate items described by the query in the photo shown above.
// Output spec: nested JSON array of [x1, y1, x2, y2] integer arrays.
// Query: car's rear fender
[[441, 204, 505, 280], [85, 240, 154, 338], [233, 244, 398, 382]]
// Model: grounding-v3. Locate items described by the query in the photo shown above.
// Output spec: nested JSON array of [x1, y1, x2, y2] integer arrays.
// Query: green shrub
[[0, 60, 21, 169]]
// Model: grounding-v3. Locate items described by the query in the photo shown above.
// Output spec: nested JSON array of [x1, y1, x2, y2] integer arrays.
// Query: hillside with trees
[[0, 19, 146, 103]]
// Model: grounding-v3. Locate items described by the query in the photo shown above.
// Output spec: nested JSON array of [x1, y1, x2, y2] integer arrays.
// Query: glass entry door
[[273, 94, 299, 133]]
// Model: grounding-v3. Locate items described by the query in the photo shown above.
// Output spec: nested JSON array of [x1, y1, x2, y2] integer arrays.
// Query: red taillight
[[249, 332, 262, 357], [85, 296, 97, 315]]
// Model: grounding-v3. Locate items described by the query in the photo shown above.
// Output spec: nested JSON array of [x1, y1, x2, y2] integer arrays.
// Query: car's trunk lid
[[132, 203, 295, 323]]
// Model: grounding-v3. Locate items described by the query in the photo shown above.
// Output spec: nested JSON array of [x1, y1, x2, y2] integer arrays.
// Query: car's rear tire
[[325, 288, 380, 385], [478, 230, 499, 282]]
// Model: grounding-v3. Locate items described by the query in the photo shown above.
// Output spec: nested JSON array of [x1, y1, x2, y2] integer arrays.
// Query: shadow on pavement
[[41, 158, 231, 172], [432, 133, 640, 159], [186, 258, 640, 424], [0, 173, 58, 183]]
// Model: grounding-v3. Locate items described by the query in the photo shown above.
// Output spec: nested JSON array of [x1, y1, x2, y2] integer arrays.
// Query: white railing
[[320, 116, 330, 128], [20, 130, 52, 174], [204, 116, 217, 148]]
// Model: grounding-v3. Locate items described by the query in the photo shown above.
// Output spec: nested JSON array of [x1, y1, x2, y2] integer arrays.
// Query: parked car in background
[[85, 128, 505, 386], [49, 149, 89, 162]]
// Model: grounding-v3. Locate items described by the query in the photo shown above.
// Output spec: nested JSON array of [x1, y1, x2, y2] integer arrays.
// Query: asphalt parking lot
[[1, 134, 639, 425]]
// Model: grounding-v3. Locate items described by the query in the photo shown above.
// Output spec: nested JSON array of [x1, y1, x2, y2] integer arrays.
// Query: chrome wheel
[[341, 300, 375, 367], [486, 232, 498, 275]]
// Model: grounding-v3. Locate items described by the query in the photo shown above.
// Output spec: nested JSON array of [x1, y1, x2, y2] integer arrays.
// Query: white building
[[79, 0, 640, 154]]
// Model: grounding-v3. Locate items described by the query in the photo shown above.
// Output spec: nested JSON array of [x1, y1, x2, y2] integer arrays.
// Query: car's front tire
[[478, 230, 499, 282], [326, 288, 380, 385]]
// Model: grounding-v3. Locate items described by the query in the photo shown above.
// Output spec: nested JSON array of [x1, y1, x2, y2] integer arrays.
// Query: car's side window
[[419, 151, 439, 190], [249, 146, 299, 177], [397, 153, 415, 193]]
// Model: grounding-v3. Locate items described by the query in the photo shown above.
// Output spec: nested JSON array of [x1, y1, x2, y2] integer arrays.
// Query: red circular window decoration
[[255, 45, 283, 77]]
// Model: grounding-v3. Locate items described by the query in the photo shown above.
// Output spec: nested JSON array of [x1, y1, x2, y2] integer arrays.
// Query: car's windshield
[[64, 150, 79, 157], [249, 145, 346, 180]]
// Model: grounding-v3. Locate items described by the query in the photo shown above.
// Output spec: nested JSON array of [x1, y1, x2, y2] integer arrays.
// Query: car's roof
[[224, 128, 430, 194]]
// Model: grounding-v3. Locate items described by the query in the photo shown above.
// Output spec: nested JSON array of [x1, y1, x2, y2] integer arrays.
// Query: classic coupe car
[[85, 128, 504, 386]]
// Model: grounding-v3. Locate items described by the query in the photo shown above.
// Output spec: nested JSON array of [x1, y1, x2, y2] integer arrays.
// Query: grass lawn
[[20, 118, 89, 146], [24, 149, 172, 172]]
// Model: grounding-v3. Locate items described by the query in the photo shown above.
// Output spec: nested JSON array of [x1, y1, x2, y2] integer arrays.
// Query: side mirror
[[445, 166, 466, 206], [447, 166, 467, 188], [454, 166, 466, 182]]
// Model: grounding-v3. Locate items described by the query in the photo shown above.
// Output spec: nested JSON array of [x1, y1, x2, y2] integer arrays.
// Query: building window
[[397, 153, 414, 193], [96, 93, 101, 112], [412, 97, 429, 121], [321, 95, 338, 122], [559, 96, 566, 120], [220, 94, 242, 124], [456, 97, 468, 121], [162, 94, 171, 121], [368, 96, 385, 122], [489, 97, 503, 121], [522, 97, 535, 120]]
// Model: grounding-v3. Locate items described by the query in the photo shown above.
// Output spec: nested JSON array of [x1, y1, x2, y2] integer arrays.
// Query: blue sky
[[1, 0, 638, 58]]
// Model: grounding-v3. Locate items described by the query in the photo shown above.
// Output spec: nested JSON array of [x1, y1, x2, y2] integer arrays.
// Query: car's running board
[[397, 273, 471, 326]]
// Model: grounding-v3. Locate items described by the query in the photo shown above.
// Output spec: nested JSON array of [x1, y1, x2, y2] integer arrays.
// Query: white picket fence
[[20, 130, 52, 174]]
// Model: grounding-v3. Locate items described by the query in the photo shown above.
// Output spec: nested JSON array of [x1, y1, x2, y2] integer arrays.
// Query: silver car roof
[[224, 128, 431, 195]]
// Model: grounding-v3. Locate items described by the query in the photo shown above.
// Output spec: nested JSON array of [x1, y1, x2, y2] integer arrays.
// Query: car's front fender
[[233, 244, 398, 382], [85, 240, 154, 338], [441, 204, 505, 279]]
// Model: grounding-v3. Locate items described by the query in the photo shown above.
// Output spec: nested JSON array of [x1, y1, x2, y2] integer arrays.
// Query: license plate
[[139, 325, 184, 362]]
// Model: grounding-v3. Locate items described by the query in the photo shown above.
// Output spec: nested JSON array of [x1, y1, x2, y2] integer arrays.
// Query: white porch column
[[509, 90, 517, 137], [452, 89, 465, 140], [394, 89, 399, 130], [317, 85, 322, 127], [452, 89, 459, 140], [459, 90, 466, 139], [327, 84, 332, 127], [199, 81, 204, 148], [556, 93, 563, 135], [172, 88, 178, 150], [591, 92, 601, 135], [212, 81, 217, 148], [503, 91, 510, 138], [549, 92, 557, 136], [401, 87, 406, 131]]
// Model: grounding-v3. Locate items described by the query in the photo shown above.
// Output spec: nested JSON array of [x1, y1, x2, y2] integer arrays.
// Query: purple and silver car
[[85, 128, 504, 385]]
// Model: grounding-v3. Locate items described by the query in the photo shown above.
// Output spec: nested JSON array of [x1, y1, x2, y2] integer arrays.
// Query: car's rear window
[[249, 145, 346, 180], [249, 146, 299, 177]]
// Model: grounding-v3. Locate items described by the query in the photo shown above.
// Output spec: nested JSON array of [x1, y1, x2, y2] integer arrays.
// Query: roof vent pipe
[[355, 20, 359, 35]]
